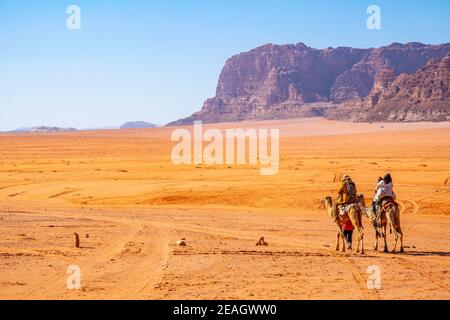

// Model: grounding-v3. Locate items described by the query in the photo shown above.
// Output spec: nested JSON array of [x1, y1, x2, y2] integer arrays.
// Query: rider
[[333, 174, 357, 222], [372, 173, 396, 213]]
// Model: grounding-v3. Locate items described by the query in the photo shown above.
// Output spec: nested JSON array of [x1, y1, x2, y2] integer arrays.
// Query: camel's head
[[322, 196, 332, 207], [357, 194, 366, 206]]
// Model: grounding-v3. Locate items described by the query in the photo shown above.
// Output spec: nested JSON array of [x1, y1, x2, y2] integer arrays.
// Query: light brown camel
[[322, 196, 364, 254], [357, 195, 404, 253]]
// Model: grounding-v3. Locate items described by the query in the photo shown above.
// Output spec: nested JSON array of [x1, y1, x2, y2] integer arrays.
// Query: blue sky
[[0, 0, 449, 130]]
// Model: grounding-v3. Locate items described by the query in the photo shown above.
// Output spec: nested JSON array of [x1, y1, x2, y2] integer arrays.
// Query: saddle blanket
[[339, 204, 356, 216]]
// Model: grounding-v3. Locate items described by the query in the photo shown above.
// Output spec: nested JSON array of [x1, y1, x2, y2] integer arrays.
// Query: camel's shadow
[[399, 250, 450, 257]]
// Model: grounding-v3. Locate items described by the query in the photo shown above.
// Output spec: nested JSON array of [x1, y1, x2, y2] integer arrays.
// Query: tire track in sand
[[17, 209, 173, 299], [13, 210, 143, 299], [343, 256, 380, 300], [119, 216, 383, 299], [393, 256, 450, 293]]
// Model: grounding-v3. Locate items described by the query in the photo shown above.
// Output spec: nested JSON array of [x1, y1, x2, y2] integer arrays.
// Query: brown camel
[[357, 195, 404, 253], [322, 196, 364, 254]]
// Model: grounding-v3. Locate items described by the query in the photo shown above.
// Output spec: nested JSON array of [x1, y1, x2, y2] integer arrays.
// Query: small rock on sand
[[176, 240, 187, 246], [256, 236, 268, 246]]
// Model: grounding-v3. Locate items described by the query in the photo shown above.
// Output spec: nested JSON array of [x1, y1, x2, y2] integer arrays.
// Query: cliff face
[[327, 53, 450, 121], [169, 42, 450, 125], [213, 43, 368, 105]]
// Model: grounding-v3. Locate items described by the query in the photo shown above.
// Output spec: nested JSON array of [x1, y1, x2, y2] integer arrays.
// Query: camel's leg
[[359, 227, 364, 255], [398, 226, 404, 253], [392, 229, 398, 253], [356, 231, 360, 253], [341, 231, 346, 252], [335, 230, 340, 251], [373, 227, 378, 251], [383, 224, 389, 253], [359, 214, 364, 255], [387, 209, 398, 253], [351, 217, 360, 254], [348, 211, 362, 254], [354, 225, 360, 253], [399, 231, 404, 253], [354, 226, 364, 254], [373, 226, 378, 251], [357, 212, 364, 254], [396, 213, 404, 253], [392, 223, 399, 253]]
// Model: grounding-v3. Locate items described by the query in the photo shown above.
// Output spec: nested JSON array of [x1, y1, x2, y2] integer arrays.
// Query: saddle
[[338, 204, 355, 223], [380, 198, 398, 211], [374, 198, 398, 220]]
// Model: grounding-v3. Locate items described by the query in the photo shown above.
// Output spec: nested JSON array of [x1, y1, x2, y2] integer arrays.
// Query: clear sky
[[0, 0, 449, 130]]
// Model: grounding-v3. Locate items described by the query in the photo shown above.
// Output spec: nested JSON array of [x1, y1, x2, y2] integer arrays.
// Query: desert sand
[[0, 117, 449, 300]]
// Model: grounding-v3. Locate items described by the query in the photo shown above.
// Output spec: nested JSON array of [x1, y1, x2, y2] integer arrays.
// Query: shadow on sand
[[401, 251, 450, 257]]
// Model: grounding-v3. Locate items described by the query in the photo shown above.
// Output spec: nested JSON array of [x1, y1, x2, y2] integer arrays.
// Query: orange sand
[[0, 118, 449, 299]]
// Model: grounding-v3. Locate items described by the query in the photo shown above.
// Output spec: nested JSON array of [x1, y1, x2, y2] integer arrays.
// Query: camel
[[357, 195, 404, 253], [322, 196, 364, 254]]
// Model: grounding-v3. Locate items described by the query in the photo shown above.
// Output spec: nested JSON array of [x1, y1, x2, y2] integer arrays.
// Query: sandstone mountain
[[326, 53, 450, 121], [169, 42, 450, 125]]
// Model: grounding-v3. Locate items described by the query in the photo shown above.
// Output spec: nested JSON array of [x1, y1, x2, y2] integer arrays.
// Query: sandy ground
[[0, 117, 449, 300]]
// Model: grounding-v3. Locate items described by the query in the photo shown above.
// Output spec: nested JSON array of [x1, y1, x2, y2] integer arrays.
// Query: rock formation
[[327, 53, 450, 121], [169, 42, 450, 125]]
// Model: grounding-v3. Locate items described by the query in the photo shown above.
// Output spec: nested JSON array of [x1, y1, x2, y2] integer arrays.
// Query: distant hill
[[12, 126, 78, 133], [7, 122, 158, 133], [120, 121, 157, 129], [80, 126, 119, 131], [12, 127, 32, 132]]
